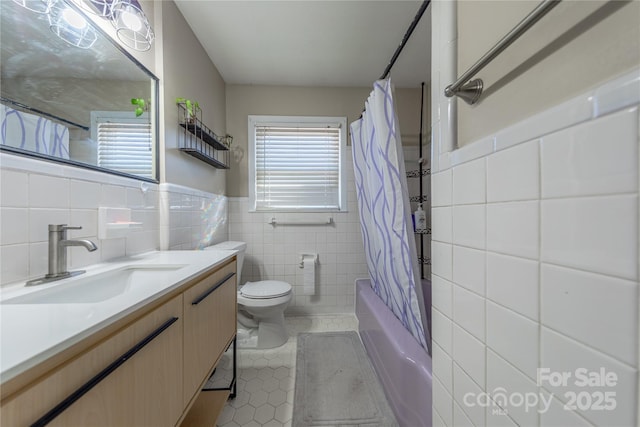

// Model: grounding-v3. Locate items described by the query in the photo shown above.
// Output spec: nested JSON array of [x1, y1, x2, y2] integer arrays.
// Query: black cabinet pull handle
[[31, 316, 179, 427], [191, 272, 235, 306]]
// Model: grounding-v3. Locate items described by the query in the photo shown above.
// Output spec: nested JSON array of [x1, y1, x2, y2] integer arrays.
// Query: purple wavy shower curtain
[[1, 105, 70, 159], [350, 79, 430, 349]]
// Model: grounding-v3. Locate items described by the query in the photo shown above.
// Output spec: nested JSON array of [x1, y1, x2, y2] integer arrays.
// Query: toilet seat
[[240, 280, 292, 299]]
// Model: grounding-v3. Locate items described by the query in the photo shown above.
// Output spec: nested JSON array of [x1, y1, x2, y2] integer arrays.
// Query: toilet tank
[[205, 241, 247, 284]]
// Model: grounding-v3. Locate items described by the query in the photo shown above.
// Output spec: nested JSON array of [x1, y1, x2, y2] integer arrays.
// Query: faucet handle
[[49, 224, 82, 231]]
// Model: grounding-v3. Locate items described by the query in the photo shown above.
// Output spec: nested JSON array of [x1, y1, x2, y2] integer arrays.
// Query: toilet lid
[[241, 280, 292, 299]]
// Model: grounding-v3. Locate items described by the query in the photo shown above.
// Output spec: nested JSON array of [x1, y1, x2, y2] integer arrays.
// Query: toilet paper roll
[[303, 256, 316, 296]]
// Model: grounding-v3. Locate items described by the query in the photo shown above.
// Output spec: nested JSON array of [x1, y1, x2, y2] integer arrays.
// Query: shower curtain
[[1, 104, 70, 159], [350, 79, 430, 350]]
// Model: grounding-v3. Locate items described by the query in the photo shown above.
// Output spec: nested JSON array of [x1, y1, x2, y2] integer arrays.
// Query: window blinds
[[97, 121, 153, 179], [254, 125, 341, 211]]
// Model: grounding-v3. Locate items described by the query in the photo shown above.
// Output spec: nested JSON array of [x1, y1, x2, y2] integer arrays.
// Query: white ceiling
[[174, 1, 431, 89]]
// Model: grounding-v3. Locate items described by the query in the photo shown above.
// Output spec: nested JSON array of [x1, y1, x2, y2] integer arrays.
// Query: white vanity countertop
[[0, 250, 236, 385]]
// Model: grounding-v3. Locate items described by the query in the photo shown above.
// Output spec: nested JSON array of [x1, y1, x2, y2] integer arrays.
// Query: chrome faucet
[[26, 224, 98, 286]]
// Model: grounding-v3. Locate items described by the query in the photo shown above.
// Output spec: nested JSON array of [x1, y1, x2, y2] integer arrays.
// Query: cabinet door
[[1, 296, 183, 427], [182, 260, 237, 406]]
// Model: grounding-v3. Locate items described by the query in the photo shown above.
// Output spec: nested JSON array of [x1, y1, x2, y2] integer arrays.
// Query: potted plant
[[175, 97, 200, 123], [131, 98, 148, 117]]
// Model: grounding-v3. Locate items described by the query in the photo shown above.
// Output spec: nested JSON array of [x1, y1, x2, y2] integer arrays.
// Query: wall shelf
[[178, 103, 230, 169], [410, 195, 429, 203], [406, 169, 430, 178]]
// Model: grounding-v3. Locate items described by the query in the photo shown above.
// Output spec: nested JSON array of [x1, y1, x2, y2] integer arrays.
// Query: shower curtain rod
[[358, 0, 430, 119], [1, 97, 90, 131], [379, 0, 431, 80]]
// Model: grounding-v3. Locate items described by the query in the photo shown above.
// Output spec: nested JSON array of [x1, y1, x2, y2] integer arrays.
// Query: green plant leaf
[[135, 107, 143, 117]]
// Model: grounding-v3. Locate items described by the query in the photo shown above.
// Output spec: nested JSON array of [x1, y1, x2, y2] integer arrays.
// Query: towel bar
[[268, 217, 333, 226], [445, 0, 561, 105]]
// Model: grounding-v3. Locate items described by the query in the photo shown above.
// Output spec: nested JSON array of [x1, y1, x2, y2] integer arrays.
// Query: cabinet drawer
[[183, 260, 237, 406], [1, 296, 183, 427]]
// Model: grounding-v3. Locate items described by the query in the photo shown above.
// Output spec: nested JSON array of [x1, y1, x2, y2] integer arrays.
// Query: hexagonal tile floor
[[207, 314, 358, 426]]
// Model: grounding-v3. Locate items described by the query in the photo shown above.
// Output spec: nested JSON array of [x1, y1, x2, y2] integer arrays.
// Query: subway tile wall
[[431, 69, 640, 427], [0, 155, 160, 286], [0, 157, 228, 286], [159, 183, 228, 250], [226, 198, 367, 315]]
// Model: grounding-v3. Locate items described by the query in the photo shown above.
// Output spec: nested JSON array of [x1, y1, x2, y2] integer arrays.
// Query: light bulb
[[61, 7, 87, 30], [120, 7, 142, 32]]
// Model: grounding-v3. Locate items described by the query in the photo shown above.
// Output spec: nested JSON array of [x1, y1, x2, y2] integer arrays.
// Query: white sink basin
[[2, 265, 187, 305]]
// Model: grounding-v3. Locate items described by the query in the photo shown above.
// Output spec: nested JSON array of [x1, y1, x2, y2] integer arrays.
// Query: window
[[92, 111, 154, 179], [249, 116, 347, 212]]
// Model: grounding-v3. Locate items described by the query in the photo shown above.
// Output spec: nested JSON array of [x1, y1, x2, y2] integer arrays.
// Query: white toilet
[[206, 241, 292, 349]]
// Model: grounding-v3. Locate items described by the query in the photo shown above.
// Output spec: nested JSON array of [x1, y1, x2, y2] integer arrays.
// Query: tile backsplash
[[0, 156, 228, 286], [159, 183, 227, 250], [0, 155, 159, 285]]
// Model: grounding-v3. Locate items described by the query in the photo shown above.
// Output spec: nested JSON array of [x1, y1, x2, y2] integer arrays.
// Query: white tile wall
[[226, 197, 365, 315], [452, 323, 486, 388], [432, 241, 453, 281], [541, 195, 637, 279], [431, 206, 452, 243], [158, 183, 227, 251], [486, 301, 539, 379], [486, 252, 539, 321], [431, 66, 640, 426], [432, 307, 453, 355], [433, 376, 454, 426], [452, 204, 486, 249], [486, 349, 539, 427], [0, 154, 160, 286], [431, 274, 453, 318], [432, 341, 454, 393], [541, 108, 638, 199], [453, 364, 485, 425], [487, 140, 540, 202], [541, 328, 637, 427], [541, 264, 638, 367], [452, 245, 485, 296], [0, 156, 227, 286], [487, 201, 539, 259], [453, 285, 485, 341], [452, 158, 486, 205]]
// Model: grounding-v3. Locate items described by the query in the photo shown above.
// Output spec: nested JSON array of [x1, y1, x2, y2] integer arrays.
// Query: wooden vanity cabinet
[[182, 260, 237, 407], [1, 296, 183, 427], [1, 257, 237, 427]]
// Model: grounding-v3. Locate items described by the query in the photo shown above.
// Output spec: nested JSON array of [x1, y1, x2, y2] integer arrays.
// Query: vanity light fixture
[[110, 0, 154, 52], [12, 0, 51, 14], [48, 0, 98, 49], [13, 0, 155, 52], [76, 0, 113, 17]]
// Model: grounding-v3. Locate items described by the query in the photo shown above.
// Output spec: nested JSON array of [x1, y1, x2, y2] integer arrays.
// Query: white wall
[[456, 0, 640, 146], [158, 1, 227, 195], [431, 1, 640, 423]]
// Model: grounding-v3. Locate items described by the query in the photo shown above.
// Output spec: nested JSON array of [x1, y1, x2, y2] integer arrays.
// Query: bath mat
[[293, 331, 398, 426]]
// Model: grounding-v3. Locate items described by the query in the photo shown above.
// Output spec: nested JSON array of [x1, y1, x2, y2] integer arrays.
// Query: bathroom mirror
[[0, 0, 158, 182]]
